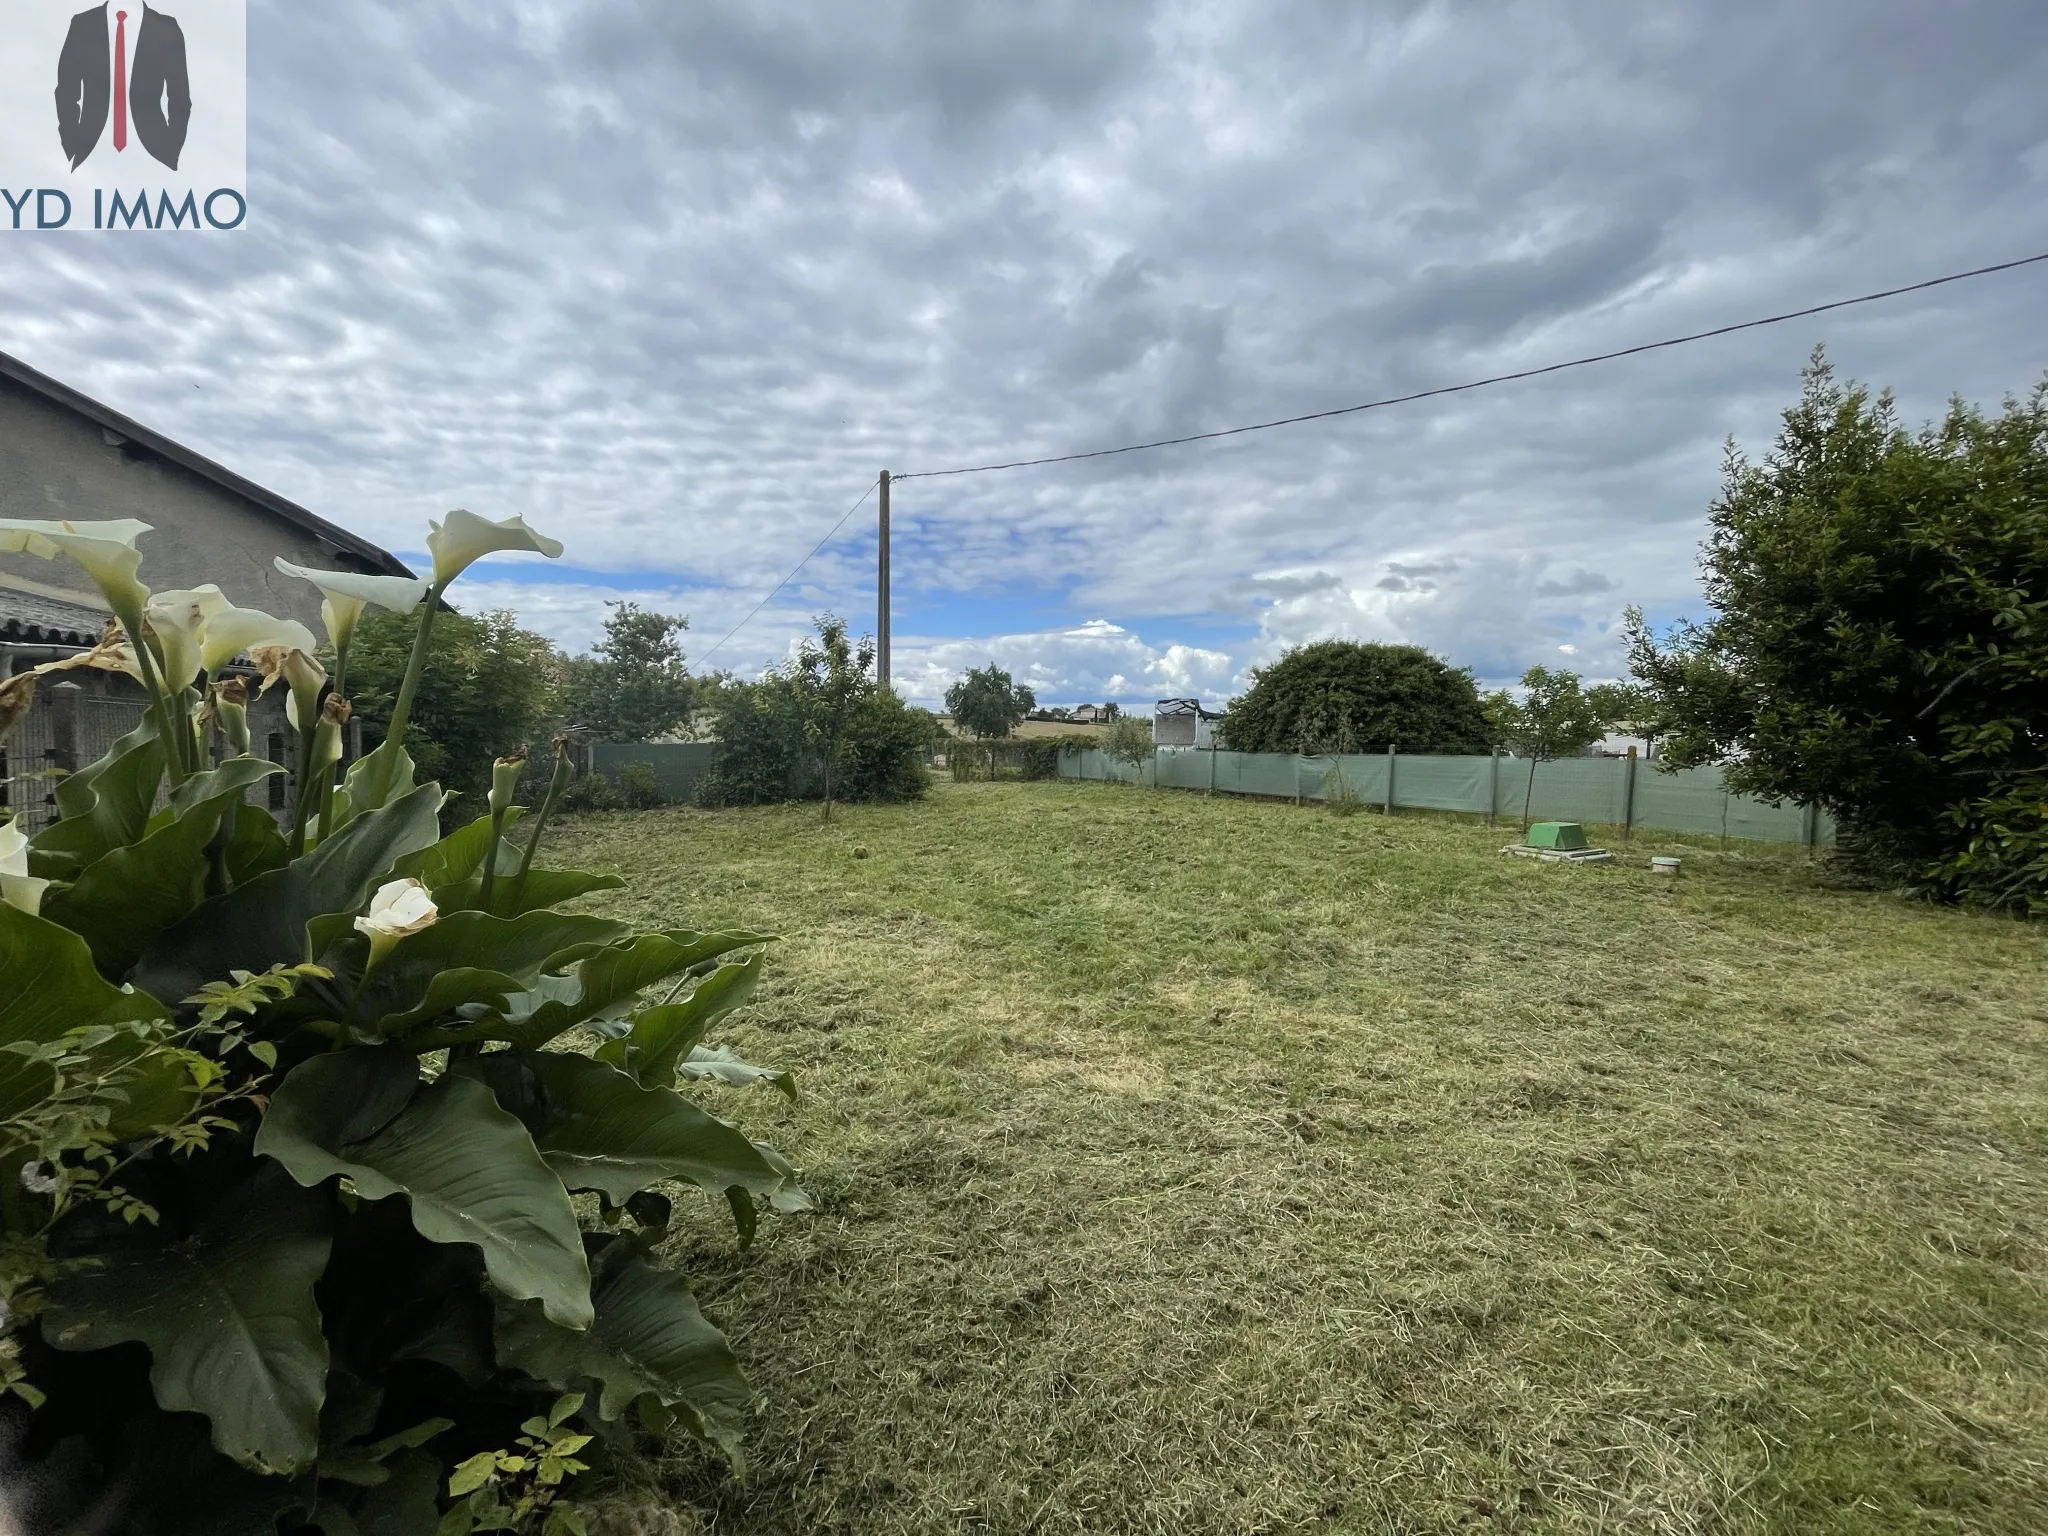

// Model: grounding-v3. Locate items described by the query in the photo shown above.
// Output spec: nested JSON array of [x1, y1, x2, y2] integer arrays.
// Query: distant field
[[554, 781, 2048, 1536]]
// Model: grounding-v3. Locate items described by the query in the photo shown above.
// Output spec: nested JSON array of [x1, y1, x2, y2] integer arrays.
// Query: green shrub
[[1628, 354, 2048, 913], [0, 511, 803, 1530], [1217, 640, 1491, 754], [348, 604, 564, 809], [698, 621, 930, 809], [616, 759, 668, 809]]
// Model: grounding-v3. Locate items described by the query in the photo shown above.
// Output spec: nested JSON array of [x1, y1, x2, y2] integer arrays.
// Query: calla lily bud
[[214, 676, 251, 756], [0, 822, 50, 916], [426, 510, 563, 586], [354, 877, 438, 968], [490, 745, 529, 817], [309, 692, 352, 779]]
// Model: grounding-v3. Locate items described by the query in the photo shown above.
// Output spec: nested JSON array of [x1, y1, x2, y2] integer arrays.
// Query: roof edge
[[0, 349, 415, 580]]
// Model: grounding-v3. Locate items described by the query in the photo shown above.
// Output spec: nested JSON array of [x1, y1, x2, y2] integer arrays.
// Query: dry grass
[[552, 781, 2048, 1535]]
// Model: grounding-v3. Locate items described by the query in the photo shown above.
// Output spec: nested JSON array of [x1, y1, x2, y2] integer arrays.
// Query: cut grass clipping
[[553, 780, 2048, 1536]]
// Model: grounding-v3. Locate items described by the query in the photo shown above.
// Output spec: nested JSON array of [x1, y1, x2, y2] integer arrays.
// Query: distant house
[[1153, 697, 1224, 748], [1070, 703, 1117, 725], [1, 350, 413, 828]]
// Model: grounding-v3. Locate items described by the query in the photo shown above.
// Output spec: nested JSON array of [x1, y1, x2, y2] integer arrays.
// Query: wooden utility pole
[[877, 469, 891, 688]]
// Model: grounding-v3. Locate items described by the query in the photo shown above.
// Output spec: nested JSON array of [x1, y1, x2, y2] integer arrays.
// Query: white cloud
[[893, 621, 1233, 709]]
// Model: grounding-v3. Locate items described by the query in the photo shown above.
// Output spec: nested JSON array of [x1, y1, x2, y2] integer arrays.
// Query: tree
[[1627, 354, 2048, 911], [783, 616, 873, 821], [945, 665, 1035, 741], [1216, 641, 1491, 755], [563, 601, 694, 743], [1101, 713, 1156, 785], [1482, 666, 1614, 830], [348, 604, 563, 809]]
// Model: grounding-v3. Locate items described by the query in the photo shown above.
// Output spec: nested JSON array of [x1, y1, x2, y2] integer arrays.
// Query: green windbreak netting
[[591, 741, 717, 800], [1056, 747, 1830, 846]]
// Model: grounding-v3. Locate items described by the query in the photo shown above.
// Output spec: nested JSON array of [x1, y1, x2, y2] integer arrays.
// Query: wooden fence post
[[1622, 746, 1638, 840], [48, 681, 82, 773], [1384, 742, 1395, 815], [1488, 746, 1499, 828]]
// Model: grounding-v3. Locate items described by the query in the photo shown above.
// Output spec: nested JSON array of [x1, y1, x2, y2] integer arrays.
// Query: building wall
[[0, 374, 384, 631]]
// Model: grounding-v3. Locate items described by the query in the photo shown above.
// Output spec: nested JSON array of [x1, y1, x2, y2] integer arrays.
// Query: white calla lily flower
[[0, 518, 153, 623], [355, 877, 438, 966], [272, 560, 431, 651], [426, 509, 563, 586], [199, 605, 319, 674], [0, 821, 50, 917], [144, 585, 229, 688]]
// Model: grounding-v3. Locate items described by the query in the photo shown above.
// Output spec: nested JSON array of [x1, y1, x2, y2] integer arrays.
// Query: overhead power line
[[893, 250, 2048, 481], [698, 249, 2048, 657], [696, 479, 878, 664]]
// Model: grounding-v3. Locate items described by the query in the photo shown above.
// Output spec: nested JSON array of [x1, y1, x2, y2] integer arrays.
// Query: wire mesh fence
[[1057, 746, 1832, 846]]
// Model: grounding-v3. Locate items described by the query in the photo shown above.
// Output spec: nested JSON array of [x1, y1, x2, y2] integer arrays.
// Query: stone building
[[1, 350, 412, 828]]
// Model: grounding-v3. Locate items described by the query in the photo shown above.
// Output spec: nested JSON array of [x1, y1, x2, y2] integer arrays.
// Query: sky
[[4, 0, 2046, 708]]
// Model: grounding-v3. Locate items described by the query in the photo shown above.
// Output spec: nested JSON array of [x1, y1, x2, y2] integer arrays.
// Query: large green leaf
[[489, 931, 773, 1051], [494, 1239, 749, 1465], [256, 1047, 592, 1329], [596, 954, 763, 1087], [434, 866, 628, 917], [347, 910, 628, 1038], [462, 1050, 788, 1206], [0, 902, 167, 1048], [41, 1164, 332, 1475], [392, 808, 522, 893], [335, 739, 416, 828], [225, 800, 291, 886], [130, 782, 445, 1007], [29, 719, 166, 880], [40, 757, 283, 976]]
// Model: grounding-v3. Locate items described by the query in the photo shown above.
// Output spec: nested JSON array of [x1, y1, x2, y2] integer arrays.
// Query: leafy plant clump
[[1101, 715, 1156, 784], [1627, 353, 2048, 913], [1216, 641, 1492, 755], [698, 617, 931, 813], [0, 512, 807, 1533]]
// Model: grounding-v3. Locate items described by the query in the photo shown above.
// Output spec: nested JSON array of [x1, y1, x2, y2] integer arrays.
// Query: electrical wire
[[696, 479, 878, 663], [893, 250, 2048, 481]]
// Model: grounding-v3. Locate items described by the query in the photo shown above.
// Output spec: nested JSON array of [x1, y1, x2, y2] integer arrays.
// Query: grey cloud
[[1, 0, 2043, 703]]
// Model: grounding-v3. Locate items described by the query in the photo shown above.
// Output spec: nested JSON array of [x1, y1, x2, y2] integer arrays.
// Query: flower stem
[[383, 583, 444, 756], [508, 745, 573, 913]]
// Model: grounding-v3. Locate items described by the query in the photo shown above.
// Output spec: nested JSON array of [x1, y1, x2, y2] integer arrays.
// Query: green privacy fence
[[1057, 747, 1834, 846], [589, 741, 718, 801]]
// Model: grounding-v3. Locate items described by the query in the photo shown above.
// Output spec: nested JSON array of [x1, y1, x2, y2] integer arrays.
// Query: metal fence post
[[1385, 743, 1395, 815], [48, 681, 82, 774], [1487, 746, 1499, 827], [1622, 746, 1637, 840]]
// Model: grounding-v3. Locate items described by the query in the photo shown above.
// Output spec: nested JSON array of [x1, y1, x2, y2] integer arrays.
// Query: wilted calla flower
[[198, 605, 319, 675], [355, 876, 437, 965], [144, 585, 229, 688], [0, 672, 35, 746], [249, 645, 328, 728], [0, 821, 50, 916], [426, 510, 563, 586], [273, 559, 432, 651], [0, 519, 153, 624]]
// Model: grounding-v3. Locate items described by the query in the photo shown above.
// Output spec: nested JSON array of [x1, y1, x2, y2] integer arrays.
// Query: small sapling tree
[[1483, 666, 1613, 831], [1101, 713, 1156, 786]]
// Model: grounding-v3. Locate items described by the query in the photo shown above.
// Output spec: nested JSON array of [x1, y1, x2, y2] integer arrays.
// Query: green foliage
[[350, 605, 565, 807], [1627, 353, 2048, 912], [944, 665, 1035, 740], [563, 602, 695, 745], [947, 733, 1098, 782], [699, 619, 931, 810], [1482, 665, 1623, 830], [1101, 715, 1157, 782], [1216, 640, 1492, 754], [0, 527, 805, 1531]]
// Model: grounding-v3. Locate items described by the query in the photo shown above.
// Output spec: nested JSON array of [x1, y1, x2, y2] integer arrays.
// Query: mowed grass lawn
[[551, 780, 2048, 1536]]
